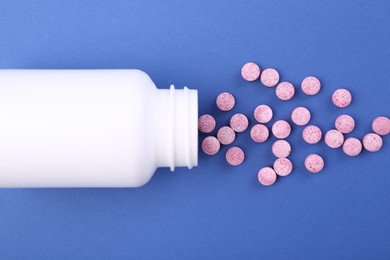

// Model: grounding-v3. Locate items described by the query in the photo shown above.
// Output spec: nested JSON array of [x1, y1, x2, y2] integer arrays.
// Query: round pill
[[324, 129, 344, 148], [216, 92, 235, 111], [363, 133, 383, 152], [272, 140, 291, 158], [302, 125, 322, 144], [254, 104, 273, 124], [258, 167, 277, 186], [226, 146, 245, 166], [304, 154, 324, 173], [217, 126, 235, 145], [241, 62, 260, 82], [201, 136, 220, 155], [332, 89, 352, 108], [276, 82, 295, 101], [291, 107, 311, 126], [335, 115, 355, 134], [342, 137, 362, 156], [301, 76, 321, 95], [250, 124, 269, 143], [372, 116, 390, 136], [273, 158, 293, 177], [272, 120, 291, 139], [230, 113, 249, 132], [260, 68, 280, 87], [198, 114, 216, 133]]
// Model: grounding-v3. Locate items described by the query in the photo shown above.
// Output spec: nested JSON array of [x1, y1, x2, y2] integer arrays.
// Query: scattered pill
[[226, 146, 245, 166], [291, 107, 311, 126], [254, 104, 273, 123], [201, 136, 220, 155], [302, 125, 322, 144], [260, 68, 280, 87], [217, 126, 236, 145], [301, 76, 321, 95], [342, 137, 362, 156], [304, 154, 324, 173], [258, 167, 277, 186], [272, 120, 291, 139], [332, 89, 352, 108], [324, 129, 344, 148], [250, 124, 269, 143], [241, 62, 260, 82], [230, 113, 249, 132], [363, 133, 383, 152], [273, 158, 293, 176], [198, 114, 216, 133], [272, 140, 291, 158], [372, 116, 390, 136], [276, 82, 295, 101], [216, 92, 235, 111], [335, 115, 355, 134]]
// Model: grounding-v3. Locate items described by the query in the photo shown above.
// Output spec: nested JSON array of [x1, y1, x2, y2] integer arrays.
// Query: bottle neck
[[153, 85, 198, 171]]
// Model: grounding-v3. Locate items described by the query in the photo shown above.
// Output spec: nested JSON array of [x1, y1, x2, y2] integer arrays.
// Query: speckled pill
[[276, 82, 295, 101], [226, 146, 245, 166], [372, 116, 390, 136], [332, 89, 352, 108], [335, 115, 355, 134], [241, 62, 260, 82], [216, 92, 235, 111], [250, 124, 269, 143], [363, 133, 383, 152], [272, 140, 291, 158], [291, 107, 311, 126], [342, 137, 362, 156], [273, 158, 293, 177], [258, 167, 277, 186], [202, 136, 220, 155], [324, 129, 344, 148], [260, 68, 280, 87], [217, 126, 236, 145], [254, 104, 273, 124], [198, 114, 216, 133], [302, 125, 322, 144], [230, 113, 249, 132], [304, 154, 324, 173], [301, 76, 321, 95], [272, 120, 291, 139]]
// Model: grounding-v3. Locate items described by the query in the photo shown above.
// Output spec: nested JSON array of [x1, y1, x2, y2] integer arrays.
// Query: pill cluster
[[199, 62, 389, 187]]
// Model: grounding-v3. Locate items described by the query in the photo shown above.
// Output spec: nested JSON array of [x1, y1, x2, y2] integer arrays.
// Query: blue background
[[0, 0, 389, 259]]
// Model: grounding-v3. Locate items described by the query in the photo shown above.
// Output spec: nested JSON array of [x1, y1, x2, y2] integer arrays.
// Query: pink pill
[[241, 62, 260, 82], [363, 133, 383, 152], [258, 167, 277, 186], [250, 124, 269, 143], [304, 154, 324, 173], [272, 140, 291, 158], [254, 104, 273, 124], [198, 114, 216, 133], [276, 82, 295, 101], [372, 116, 390, 136], [217, 126, 236, 145], [335, 115, 355, 134], [260, 68, 280, 87], [324, 129, 344, 148], [273, 158, 293, 177], [332, 89, 352, 108], [201, 136, 220, 155], [216, 92, 235, 111], [301, 76, 321, 95], [342, 137, 362, 156], [302, 125, 322, 144], [226, 146, 245, 166], [230, 113, 249, 132], [272, 120, 291, 139], [291, 107, 311, 126]]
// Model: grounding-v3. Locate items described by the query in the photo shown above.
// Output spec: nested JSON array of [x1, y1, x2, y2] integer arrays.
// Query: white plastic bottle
[[0, 69, 198, 187]]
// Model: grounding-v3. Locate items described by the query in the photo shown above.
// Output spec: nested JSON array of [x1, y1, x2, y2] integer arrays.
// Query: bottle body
[[0, 69, 198, 187]]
